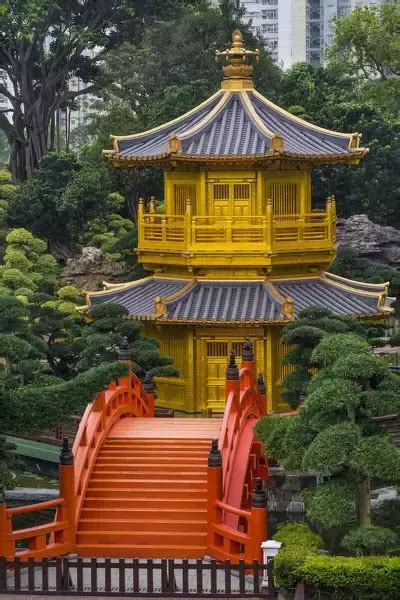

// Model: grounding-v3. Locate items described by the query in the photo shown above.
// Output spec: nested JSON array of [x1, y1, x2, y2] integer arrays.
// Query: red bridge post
[[207, 439, 223, 551], [143, 374, 155, 417], [226, 350, 240, 408], [247, 478, 268, 563], [0, 492, 13, 558], [59, 438, 76, 547]]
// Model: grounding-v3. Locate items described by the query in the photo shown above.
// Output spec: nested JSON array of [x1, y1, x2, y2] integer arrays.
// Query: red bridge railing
[[0, 362, 154, 561], [207, 341, 268, 564]]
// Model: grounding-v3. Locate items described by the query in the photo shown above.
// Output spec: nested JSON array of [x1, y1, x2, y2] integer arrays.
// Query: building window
[[207, 342, 228, 357], [233, 184, 251, 200], [213, 184, 230, 201], [262, 9, 278, 19], [174, 184, 196, 214], [267, 182, 299, 216]]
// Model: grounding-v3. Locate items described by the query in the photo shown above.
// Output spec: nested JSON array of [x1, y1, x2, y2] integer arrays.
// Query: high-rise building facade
[[240, 0, 388, 69]]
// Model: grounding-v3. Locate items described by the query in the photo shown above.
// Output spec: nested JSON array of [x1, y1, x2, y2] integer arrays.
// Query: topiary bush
[[299, 555, 400, 600], [273, 523, 323, 590], [340, 525, 398, 556], [274, 522, 324, 551]]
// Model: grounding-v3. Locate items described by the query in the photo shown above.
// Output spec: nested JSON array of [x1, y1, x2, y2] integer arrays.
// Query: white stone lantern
[[261, 540, 282, 588]]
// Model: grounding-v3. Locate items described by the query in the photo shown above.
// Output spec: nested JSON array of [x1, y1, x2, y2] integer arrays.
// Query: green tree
[[7, 152, 130, 246], [7, 153, 79, 244], [79, 303, 179, 380], [279, 62, 400, 227], [280, 307, 378, 408], [0, 0, 195, 181], [0, 228, 59, 299], [330, 246, 400, 299], [328, 4, 400, 89], [59, 160, 123, 241], [0, 169, 16, 252], [255, 332, 400, 533]]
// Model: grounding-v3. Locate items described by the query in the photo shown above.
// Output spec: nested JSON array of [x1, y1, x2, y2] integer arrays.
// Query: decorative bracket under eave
[[271, 133, 284, 153], [281, 296, 295, 321], [154, 296, 167, 319], [169, 134, 182, 154]]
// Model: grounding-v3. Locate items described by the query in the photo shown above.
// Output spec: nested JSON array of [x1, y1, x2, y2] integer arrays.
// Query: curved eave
[[251, 89, 361, 150], [104, 147, 368, 167], [109, 90, 223, 147]]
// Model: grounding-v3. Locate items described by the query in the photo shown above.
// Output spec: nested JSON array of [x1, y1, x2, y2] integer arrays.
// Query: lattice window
[[159, 336, 187, 376], [207, 340, 256, 358], [213, 184, 230, 200], [233, 184, 250, 200], [277, 341, 295, 382], [207, 342, 228, 357], [173, 184, 196, 215], [268, 183, 299, 215]]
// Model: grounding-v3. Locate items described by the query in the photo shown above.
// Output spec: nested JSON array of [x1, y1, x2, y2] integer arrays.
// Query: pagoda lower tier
[[85, 272, 394, 413]]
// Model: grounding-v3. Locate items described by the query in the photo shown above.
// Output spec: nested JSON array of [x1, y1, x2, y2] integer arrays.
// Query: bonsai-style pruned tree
[[255, 331, 400, 536], [280, 306, 381, 408]]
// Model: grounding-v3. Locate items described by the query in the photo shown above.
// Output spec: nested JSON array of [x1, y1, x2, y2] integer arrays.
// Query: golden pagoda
[[87, 31, 394, 413]]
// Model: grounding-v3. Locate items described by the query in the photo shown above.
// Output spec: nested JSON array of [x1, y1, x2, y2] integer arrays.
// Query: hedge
[[273, 523, 400, 598], [5, 361, 129, 434], [273, 523, 323, 589], [300, 555, 400, 600]]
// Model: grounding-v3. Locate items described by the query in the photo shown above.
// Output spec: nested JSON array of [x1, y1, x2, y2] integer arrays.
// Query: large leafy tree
[[88, 1, 280, 215], [255, 332, 400, 534], [279, 62, 400, 226], [0, 0, 195, 182], [328, 4, 400, 81], [6, 152, 126, 246], [93, 1, 279, 145]]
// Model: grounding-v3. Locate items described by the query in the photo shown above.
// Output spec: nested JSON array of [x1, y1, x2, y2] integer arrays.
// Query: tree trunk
[[357, 475, 371, 526]]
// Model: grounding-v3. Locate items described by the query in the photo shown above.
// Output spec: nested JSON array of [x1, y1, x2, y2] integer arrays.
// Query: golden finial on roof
[[216, 30, 259, 90]]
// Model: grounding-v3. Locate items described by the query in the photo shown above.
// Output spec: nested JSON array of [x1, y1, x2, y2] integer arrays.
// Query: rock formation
[[337, 215, 400, 268], [61, 246, 127, 291]]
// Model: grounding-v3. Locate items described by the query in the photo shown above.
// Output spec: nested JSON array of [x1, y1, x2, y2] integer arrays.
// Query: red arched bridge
[[0, 341, 268, 564]]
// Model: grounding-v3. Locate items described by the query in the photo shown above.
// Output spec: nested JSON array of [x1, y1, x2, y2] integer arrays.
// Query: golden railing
[[137, 197, 336, 254]]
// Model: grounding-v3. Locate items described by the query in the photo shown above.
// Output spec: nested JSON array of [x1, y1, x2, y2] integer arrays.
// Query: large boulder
[[61, 246, 127, 291], [337, 215, 400, 267]]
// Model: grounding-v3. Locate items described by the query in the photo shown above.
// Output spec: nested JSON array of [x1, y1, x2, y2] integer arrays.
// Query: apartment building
[[240, 0, 388, 69]]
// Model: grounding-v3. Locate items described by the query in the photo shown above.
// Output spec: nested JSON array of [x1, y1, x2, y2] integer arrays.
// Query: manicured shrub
[[340, 525, 398, 556], [273, 523, 323, 589], [274, 522, 323, 550], [7, 361, 129, 434], [300, 555, 400, 600]]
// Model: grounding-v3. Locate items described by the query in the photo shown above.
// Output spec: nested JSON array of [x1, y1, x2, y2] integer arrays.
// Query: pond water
[[12, 468, 59, 489]]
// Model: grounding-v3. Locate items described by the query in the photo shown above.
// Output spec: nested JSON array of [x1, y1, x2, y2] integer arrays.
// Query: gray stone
[[337, 215, 400, 267], [61, 246, 128, 290], [5, 487, 59, 503]]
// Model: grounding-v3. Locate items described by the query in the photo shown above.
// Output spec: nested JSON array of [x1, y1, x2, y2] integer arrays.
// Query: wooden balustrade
[[138, 202, 335, 255], [0, 497, 74, 561]]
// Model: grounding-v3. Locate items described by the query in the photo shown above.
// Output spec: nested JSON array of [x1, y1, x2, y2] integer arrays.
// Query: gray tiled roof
[[274, 278, 382, 317], [167, 282, 281, 321], [89, 278, 188, 317], [87, 275, 388, 322], [111, 90, 362, 162]]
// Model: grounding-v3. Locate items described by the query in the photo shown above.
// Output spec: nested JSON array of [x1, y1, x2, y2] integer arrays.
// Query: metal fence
[[0, 556, 276, 597]]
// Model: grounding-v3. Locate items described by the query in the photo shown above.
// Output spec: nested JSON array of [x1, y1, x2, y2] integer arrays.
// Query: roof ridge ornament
[[216, 30, 259, 90]]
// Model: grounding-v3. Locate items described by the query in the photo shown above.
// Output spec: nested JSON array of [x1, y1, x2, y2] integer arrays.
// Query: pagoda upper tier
[[103, 30, 368, 278], [104, 31, 366, 169]]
